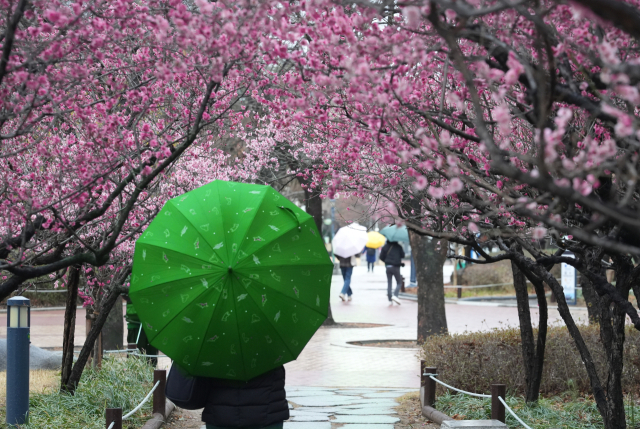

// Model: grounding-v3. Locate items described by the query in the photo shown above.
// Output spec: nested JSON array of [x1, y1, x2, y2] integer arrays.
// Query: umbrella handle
[[279, 206, 301, 230]]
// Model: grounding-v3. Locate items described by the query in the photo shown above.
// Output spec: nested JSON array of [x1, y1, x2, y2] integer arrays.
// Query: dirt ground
[[394, 391, 439, 429], [163, 393, 439, 429], [164, 408, 203, 429]]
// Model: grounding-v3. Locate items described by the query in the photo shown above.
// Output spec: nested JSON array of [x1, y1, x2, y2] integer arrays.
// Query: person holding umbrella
[[331, 223, 368, 302], [379, 240, 405, 305], [130, 181, 333, 428], [336, 253, 356, 301], [363, 231, 385, 272]]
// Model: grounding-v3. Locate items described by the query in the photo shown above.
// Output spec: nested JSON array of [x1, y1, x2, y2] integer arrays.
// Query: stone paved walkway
[[284, 386, 413, 429]]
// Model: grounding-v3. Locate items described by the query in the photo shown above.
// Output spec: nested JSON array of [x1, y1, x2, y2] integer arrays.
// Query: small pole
[[105, 408, 122, 429], [153, 370, 167, 416], [400, 276, 406, 293], [491, 384, 506, 423], [423, 366, 437, 407], [86, 311, 94, 366], [457, 286, 462, 299], [96, 330, 103, 369], [6, 297, 30, 427]]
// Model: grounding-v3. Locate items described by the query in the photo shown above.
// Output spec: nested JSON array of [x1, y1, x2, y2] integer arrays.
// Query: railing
[[443, 279, 563, 299], [105, 369, 166, 429], [421, 363, 532, 428]]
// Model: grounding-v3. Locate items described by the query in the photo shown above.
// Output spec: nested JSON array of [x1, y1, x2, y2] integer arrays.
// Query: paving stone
[[340, 401, 399, 409], [333, 408, 396, 415], [361, 391, 410, 398], [288, 407, 341, 414], [283, 422, 331, 429], [332, 415, 400, 424], [288, 396, 364, 407], [336, 425, 396, 429], [441, 420, 508, 428], [287, 414, 331, 422]]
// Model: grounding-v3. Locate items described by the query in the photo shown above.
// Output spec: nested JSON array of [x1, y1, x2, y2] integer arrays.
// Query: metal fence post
[[106, 407, 122, 429], [491, 384, 506, 423], [153, 370, 167, 416], [423, 366, 437, 407]]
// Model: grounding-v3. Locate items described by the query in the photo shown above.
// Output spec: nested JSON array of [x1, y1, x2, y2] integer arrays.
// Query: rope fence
[[428, 375, 491, 398], [421, 363, 533, 427], [498, 396, 533, 429], [105, 369, 167, 429], [444, 279, 564, 289], [122, 380, 160, 420]]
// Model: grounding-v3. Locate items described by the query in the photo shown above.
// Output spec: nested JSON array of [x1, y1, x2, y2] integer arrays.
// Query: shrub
[[435, 392, 604, 429], [20, 355, 155, 428], [421, 324, 640, 396]]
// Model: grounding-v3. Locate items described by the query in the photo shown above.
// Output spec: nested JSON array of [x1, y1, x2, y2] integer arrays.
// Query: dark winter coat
[[365, 247, 377, 263], [201, 366, 289, 427], [379, 242, 405, 266]]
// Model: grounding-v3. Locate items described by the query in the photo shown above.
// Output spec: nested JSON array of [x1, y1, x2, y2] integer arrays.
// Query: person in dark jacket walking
[[363, 246, 377, 272], [202, 366, 289, 428], [379, 241, 405, 305]]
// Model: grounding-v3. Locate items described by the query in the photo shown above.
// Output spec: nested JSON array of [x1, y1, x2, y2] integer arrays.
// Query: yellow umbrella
[[366, 231, 386, 249]]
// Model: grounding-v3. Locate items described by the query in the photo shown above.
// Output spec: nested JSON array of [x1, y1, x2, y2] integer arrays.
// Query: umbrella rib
[[234, 217, 315, 270], [192, 275, 232, 371], [239, 278, 299, 360], [166, 199, 228, 267], [235, 271, 329, 357], [228, 276, 249, 381], [143, 274, 226, 344], [229, 187, 269, 267], [235, 268, 332, 316], [136, 241, 226, 269]]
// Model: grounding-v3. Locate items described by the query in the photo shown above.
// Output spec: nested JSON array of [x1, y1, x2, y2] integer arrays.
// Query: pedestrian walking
[[336, 254, 356, 301], [379, 241, 405, 305], [166, 362, 289, 429], [364, 246, 377, 272]]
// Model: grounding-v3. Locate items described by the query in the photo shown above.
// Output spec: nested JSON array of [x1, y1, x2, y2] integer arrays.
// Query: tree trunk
[[60, 267, 80, 391], [583, 246, 603, 325], [302, 180, 336, 326], [528, 273, 548, 404], [598, 256, 631, 429], [410, 231, 448, 341], [581, 276, 602, 324], [513, 253, 609, 424], [63, 282, 125, 393], [510, 244, 548, 403], [510, 249, 539, 403]]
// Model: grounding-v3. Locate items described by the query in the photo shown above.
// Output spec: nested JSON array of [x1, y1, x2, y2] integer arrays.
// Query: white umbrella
[[333, 223, 369, 258]]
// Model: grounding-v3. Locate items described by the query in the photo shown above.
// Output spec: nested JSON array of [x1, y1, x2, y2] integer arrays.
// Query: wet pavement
[[285, 386, 409, 428]]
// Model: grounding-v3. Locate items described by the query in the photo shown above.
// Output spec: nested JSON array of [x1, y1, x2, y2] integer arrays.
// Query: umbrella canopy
[[332, 223, 368, 258], [366, 231, 386, 249], [380, 225, 410, 243], [129, 180, 333, 381]]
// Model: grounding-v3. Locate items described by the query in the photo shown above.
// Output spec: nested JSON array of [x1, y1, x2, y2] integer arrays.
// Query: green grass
[[1, 356, 155, 429], [435, 392, 607, 429]]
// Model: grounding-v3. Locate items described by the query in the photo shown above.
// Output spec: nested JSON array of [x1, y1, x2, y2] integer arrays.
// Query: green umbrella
[[129, 180, 333, 381], [379, 225, 410, 243]]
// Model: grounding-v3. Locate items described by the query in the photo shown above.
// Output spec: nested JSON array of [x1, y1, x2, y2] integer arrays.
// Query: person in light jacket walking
[[379, 241, 404, 305], [336, 254, 356, 301]]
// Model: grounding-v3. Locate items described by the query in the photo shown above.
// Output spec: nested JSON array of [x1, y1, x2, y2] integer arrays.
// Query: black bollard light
[[6, 296, 30, 426]]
